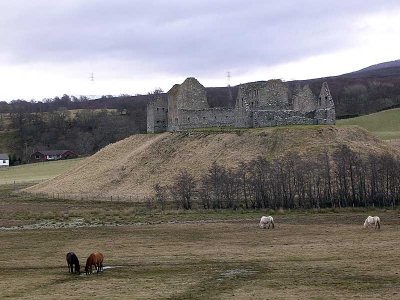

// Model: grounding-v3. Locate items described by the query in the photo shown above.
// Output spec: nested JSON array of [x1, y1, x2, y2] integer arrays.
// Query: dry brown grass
[[25, 126, 399, 201], [388, 139, 400, 151], [1, 210, 399, 299]]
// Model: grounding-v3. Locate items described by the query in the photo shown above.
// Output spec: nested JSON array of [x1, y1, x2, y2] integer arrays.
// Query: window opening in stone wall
[[187, 117, 190, 121], [203, 116, 206, 120], [157, 108, 159, 111], [241, 99, 244, 107]]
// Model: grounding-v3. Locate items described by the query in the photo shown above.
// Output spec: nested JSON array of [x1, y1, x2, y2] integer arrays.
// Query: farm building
[[30, 150, 78, 163], [0, 153, 9, 167]]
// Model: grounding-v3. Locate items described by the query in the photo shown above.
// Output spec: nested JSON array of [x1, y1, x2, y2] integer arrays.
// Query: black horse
[[66, 252, 81, 274]]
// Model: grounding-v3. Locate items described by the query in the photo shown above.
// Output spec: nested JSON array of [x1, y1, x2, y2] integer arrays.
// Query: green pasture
[[337, 108, 400, 140], [0, 158, 84, 184]]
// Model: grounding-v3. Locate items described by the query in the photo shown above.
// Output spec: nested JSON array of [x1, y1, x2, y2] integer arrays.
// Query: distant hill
[[25, 126, 399, 201], [347, 60, 400, 77]]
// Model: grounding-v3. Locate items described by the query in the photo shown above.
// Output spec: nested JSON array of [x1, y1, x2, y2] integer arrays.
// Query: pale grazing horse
[[259, 216, 275, 229], [363, 216, 381, 229]]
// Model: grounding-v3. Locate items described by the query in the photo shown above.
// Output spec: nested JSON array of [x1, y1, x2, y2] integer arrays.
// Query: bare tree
[[170, 170, 196, 210], [154, 184, 168, 211]]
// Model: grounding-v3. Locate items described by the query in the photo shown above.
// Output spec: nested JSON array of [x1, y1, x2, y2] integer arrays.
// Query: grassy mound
[[25, 126, 399, 201]]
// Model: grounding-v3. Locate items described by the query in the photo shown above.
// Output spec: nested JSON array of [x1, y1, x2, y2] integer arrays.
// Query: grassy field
[[0, 158, 85, 185], [337, 108, 400, 140], [0, 184, 400, 299]]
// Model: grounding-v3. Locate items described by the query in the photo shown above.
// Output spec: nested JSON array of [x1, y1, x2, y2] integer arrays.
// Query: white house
[[0, 154, 9, 167]]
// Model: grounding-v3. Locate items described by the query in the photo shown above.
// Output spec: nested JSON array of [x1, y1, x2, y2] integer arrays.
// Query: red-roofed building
[[30, 150, 78, 163]]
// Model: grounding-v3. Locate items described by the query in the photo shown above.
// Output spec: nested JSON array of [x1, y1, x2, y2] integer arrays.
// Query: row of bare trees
[[154, 146, 400, 210]]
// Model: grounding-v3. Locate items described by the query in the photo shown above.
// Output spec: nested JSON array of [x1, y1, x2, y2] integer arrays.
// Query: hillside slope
[[348, 59, 400, 76], [337, 108, 400, 140], [25, 126, 399, 201]]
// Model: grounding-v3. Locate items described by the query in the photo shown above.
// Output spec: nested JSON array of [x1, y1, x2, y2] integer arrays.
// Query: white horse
[[259, 216, 275, 229], [363, 216, 381, 229]]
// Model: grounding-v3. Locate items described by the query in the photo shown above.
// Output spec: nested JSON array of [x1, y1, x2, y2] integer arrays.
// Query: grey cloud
[[1, 0, 400, 77]]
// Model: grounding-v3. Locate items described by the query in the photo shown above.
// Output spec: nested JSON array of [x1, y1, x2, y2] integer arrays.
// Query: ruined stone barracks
[[147, 77, 335, 133]]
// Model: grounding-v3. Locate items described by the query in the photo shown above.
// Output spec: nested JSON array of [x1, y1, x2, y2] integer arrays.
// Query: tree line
[[306, 75, 400, 118], [0, 91, 166, 163], [153, 146, 400, 210], [7, 109, 143, 163]]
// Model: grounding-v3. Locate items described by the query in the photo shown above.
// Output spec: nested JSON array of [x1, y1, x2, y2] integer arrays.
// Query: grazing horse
[[85, 252, 104, 275], [259, 216, 275, 229], [66, 252, 80, 274], [363, 216, 380, 229]]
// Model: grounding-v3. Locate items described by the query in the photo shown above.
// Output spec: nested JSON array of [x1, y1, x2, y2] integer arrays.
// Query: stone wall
[[168, 78, 209, 131], [254, 110, 316, 127], [235, 79, 292, 128], [235, 108, 253, 128], [292, 85, 317, 113], [318, 82, 334, 109], [260, 80, 289, 109], [177, 77, 208, 110], [316, 82, 335, 124], [236, 80, 289, 111], [174, 108, 235, 130], [315, 108, 336, 125], [237, 81, 265, 111], [167, 84, 180, 132], [147, 95, 168, 133]]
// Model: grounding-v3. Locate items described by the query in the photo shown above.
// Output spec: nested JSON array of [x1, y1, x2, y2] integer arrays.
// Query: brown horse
[[85, 252, 104, 275]]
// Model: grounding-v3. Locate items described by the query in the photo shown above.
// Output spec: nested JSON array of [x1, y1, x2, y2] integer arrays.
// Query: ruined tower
[[146, 93, 168, 133], [146, 77, 336, 133], [315, 82, 335, 124]]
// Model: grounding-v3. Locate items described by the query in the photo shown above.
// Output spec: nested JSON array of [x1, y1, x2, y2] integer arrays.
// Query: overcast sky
[[1, 0, 400, 101]]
